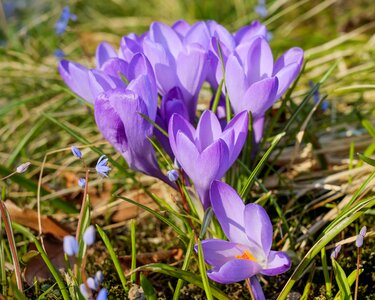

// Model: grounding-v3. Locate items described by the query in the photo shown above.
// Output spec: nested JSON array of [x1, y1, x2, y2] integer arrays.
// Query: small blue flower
[[255, 0, 267, 18], [359, 226, 367, 237], [83, 225, 96, 246], [78, 178, 86, 188], [167, 169, 179, 182], [54, 49, 65, 60], [356, 235, 364, 248], [95, 155, 111, 177], [63, 235, 79, 256], [96, 288, 108, 300], [71, 146, 82, 159], [54, 6, 77, 35]]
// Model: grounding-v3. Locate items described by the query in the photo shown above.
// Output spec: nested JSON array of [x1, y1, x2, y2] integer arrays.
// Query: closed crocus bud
[[71, 146, 82, 158], [63, 235, 79, 256], [96, 288, 108, 300], [83, 225, 96, 246], [167, 170, 179, 182], [87, 277, 98, 290]]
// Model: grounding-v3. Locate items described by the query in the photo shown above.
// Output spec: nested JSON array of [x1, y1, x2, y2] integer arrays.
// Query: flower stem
[[76, 162, 89, 241], [354, 247, 361, 300], [246, 278, 255, 300]]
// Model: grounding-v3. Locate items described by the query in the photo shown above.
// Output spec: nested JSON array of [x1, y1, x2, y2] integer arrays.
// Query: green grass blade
[[96, 225, 128, 293], [197, 239, 213, 300], [332, 259, 352, 299], [140, 273, 157, 300], [130, 219, 137, 283], [139, 263, 229, 300]]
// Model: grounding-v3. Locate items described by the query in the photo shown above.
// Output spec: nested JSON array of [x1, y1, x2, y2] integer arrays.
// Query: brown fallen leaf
[[23, 238, 73, 286], [5, 200, 71, 240]]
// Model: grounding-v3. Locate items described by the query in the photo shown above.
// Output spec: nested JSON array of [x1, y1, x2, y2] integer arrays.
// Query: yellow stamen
[[235, 250, 257, 261]]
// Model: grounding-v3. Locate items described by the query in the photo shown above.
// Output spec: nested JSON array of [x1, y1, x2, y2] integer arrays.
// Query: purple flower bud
[[71, 146, 82, 158], [16, 162, 31, 174], [359, 226, 367, 237], [83, 225, 96, 246], [95, 155, 111, 177], [87, 277, 98, 290], [96, 288, 108, 300], [79, 283, 89, 298], [78, 178, 86, 188], [54, 49, 65, 60], [63, 235, 79, 256], [330, 244, 342, 260], [167, 169, 179, 182], [95, 271, 104, 286], [356, 235, 364, 248]]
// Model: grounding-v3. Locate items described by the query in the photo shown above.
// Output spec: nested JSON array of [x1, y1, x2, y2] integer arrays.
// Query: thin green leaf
[[197, 239, 213, 300], [130, 219, 137, 283], [140, 273, 157, 300], [139, 263, 229, 300], [334, 269, 363, 300], [332, 259, 352, 300], [96, 225, 128, 293], [358, 153, 375, 167]]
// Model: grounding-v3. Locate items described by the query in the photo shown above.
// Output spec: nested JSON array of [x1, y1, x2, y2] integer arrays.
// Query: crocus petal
[[250, 276, 266, 300], [119, 35, 143, 61], [127, 53, 157, 93], [234, 20, 268, 45], [210, 181, 249, 245], [183, 21, 211, 49], [253, 116, 265, 144], [245, 37, 274, 85], [196, 110, 222, 151], [58, 60, 94, 103], [222, 111, 249, 165], [174, 131, 199, 174], [274, 63, 301, 99], [244, 204, 273, 256], [207, 259, 262, 284], [168, 113, 196, 157], [172, 20, 191, 38], [94, 91, 128, 155], [176, 44, 207, 120], [100, 58, 129, 79], [195, 239, 244, 267], [149, 22, 182, 58], [88, 70, 124, 100], [237, 77, 278, 117], [225, 54, 247, 110], [96, 42, 117, 69], [273, 47, 304, 74], [261, 250, 291, 276]]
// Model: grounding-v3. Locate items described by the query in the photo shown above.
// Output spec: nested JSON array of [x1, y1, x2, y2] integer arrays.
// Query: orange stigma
[[235, 250, 257, 261]]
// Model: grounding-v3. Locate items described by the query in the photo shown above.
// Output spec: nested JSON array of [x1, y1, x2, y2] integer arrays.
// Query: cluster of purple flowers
[[59, 19, 303, 295]]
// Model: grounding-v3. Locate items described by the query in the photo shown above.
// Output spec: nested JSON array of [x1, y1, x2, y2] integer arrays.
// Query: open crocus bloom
[[168, 110, 248, 208], [226, 36, 303, 142], [197, 180, 291, 286]]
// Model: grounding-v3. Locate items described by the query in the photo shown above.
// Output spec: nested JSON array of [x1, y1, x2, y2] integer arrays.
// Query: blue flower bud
[[359, 226, 367, 237], [167, 169, 179, 182], [87, 277, 98, 290], [96, 288, 108, 300], [79, 283, 89, 298], [63, 235, 78, 256], [330, 244, 341, 260], [78, 178, 86, 188], [356, 235, 364, 248], [83, 225, 96, 246], [95, 271, 104, 286], [16, 162, 31, 174], [71, 146, 82, 158]]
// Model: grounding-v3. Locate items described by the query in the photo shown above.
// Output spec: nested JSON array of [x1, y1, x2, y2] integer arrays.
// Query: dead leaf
[[5, 200, 71, 239]]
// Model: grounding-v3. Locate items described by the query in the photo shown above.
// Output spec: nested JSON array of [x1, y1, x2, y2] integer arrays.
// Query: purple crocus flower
[[94, 54, 169, 184], [226, 36, 303, 142], [143, 21, 208, 121], [196, 180, 291, 290], [58, 41, 123, 104], [168, 110, 248, 208]]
